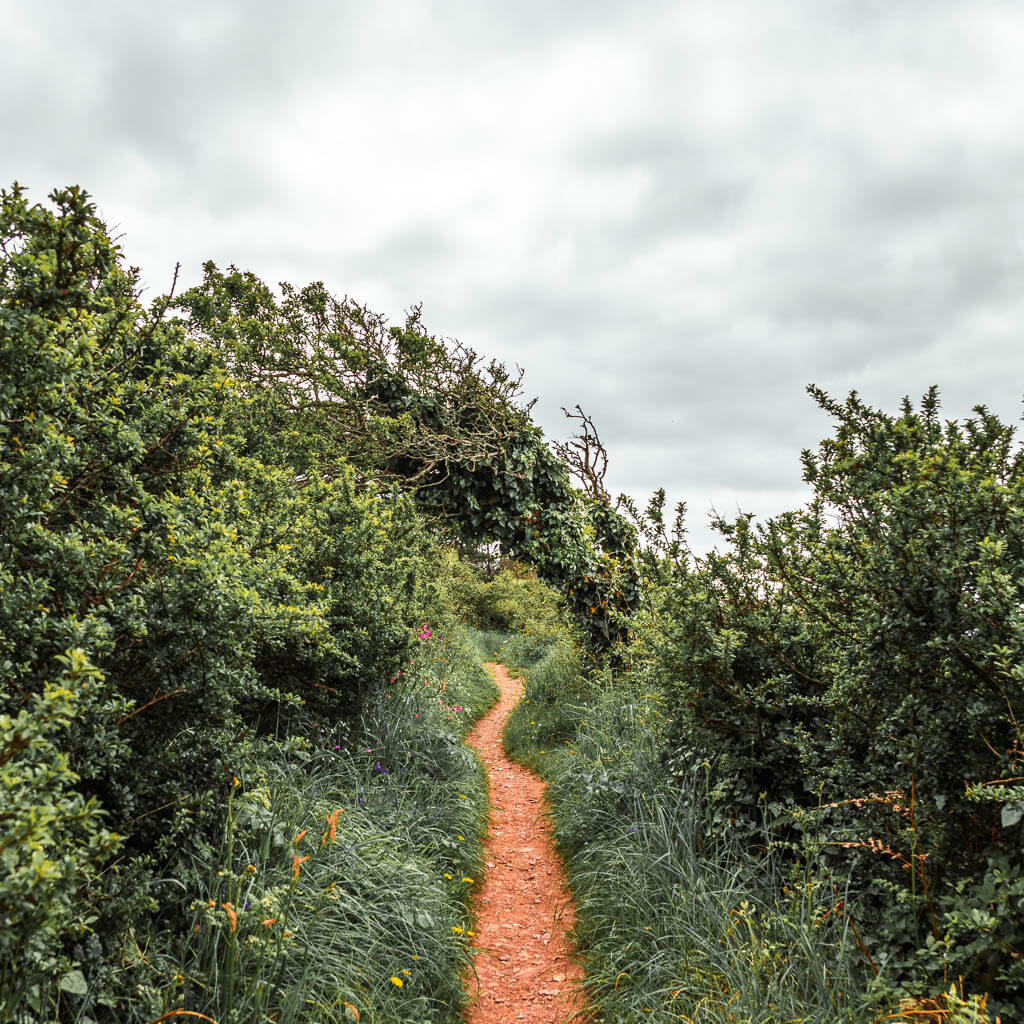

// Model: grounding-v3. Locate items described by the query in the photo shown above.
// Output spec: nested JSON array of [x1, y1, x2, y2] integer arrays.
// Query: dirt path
[[462, 663, 587, 1024]]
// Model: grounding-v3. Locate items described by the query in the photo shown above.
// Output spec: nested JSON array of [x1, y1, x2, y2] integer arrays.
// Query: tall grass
[[468, 627, 558, 673], [123, 625, 498, 1024], [504, 637, 875, 1023], [562, 780, 870, 1022]]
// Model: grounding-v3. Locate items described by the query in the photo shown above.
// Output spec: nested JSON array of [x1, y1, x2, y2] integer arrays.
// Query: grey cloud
[[359, 225, 461, 281], [7, 2, 1024, 557], [5, 0, 371, 210]]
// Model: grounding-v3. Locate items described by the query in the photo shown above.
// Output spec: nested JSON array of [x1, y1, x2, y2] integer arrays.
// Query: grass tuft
[[127, 625, 498, 1024], [503, 635, 874, 1024]]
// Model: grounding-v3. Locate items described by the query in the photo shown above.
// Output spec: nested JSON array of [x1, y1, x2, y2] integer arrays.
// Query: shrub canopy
[[636, 387, 1024, 1012]]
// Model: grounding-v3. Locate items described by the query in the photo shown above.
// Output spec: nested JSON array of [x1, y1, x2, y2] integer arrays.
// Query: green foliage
[[502, 639, 591, 769], [0, 185, 439, 1018], [447, 560, 565, 640], [0, 651, 121, 1022], [125, 627, 496, 1024], [521, 489, 641, 650], [635, 388, 1024, 1016], [173, 262, 640, 650]]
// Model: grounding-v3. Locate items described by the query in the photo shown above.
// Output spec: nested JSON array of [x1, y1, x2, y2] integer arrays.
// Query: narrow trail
[[462, 663, 588, 1024]]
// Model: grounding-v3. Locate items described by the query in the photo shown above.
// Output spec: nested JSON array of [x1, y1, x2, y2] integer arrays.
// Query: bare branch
[[553, 404, 610, 503]]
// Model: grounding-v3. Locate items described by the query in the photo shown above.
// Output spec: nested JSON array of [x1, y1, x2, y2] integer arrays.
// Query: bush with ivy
[[174, 263, 640, 650]]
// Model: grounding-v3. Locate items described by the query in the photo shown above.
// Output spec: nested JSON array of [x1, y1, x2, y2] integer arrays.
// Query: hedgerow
[[0, 184, 480, 1021], [498, 387, 1024, 1021], [630, 388, 1024, 1019]]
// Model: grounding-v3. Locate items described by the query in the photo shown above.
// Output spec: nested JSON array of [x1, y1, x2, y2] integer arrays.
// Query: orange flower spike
[[294, 829, 309, 845], [324, 807, 345, 843], [221, 903, 238, 932], [262, 918, 277, 928], [292, 853, 310, 878]]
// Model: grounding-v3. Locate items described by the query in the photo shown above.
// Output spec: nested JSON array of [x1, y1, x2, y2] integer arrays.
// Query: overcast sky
[[5, 1, 1024, 552]]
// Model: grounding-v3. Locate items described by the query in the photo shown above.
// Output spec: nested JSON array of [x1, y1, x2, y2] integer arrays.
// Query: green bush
[[0, 185, 438, 1017], [635, 388, 1024, 1016], [0, 651, 121, 1021], [451, 562, 549, 634], [175, 262, 643, 652]]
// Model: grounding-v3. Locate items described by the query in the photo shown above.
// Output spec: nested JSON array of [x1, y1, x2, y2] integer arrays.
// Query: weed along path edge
[[463, 663, 587, 1024]]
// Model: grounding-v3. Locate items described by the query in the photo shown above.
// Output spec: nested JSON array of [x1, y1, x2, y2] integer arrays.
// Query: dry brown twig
[[552, 404, 610, 504]]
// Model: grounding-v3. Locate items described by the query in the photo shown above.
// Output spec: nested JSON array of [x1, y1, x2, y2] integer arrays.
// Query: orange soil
[[462, 663, 588, 1024]]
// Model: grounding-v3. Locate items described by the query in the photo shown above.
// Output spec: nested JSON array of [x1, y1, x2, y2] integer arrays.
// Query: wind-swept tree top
[[176, 263, 640, 649], [176, 263, 539, 492]]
